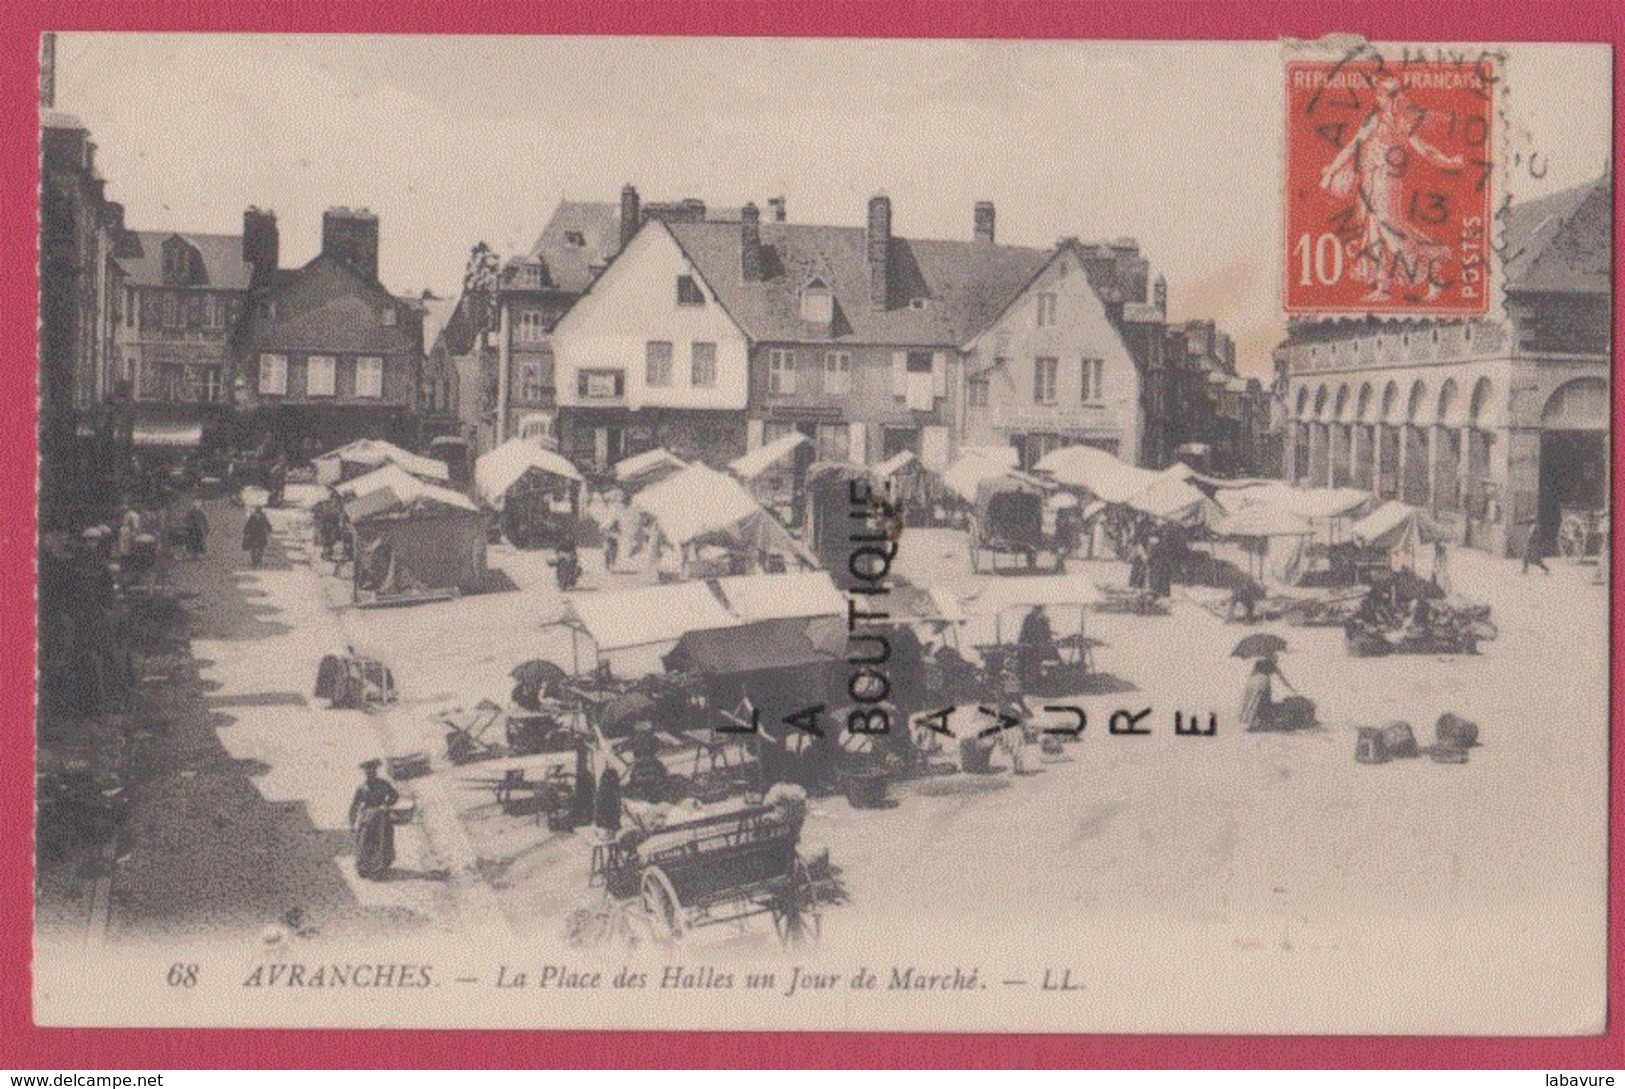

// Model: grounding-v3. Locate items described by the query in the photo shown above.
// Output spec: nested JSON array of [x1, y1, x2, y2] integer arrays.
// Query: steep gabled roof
[[663, 220, 1051, 347], [114, 231, 251, 290], [1502, 173, 1611, 295], [237, 253, 419, 355], [526, 201, 621, 295]]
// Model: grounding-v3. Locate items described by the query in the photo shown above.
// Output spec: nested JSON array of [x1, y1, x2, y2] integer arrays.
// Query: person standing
[[183, 501, 209, 557], [602, 517, 620, 573], [1239, 656, 1278, 731], [1521, 523, 1551, 576], [348, 760, 399, 880], [1431, 538, 1452, 595], [242, 506, 272, 568]]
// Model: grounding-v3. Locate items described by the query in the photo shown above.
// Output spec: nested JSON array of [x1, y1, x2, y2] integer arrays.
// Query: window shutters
[[891, 350, 906, 397], [847, 423, 867, 466], [931, 351, 947, 399]]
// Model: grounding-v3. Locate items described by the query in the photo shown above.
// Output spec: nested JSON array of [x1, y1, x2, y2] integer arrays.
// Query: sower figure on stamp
[[1320, 76, 1464, 302], [349, 759, 399, 880]]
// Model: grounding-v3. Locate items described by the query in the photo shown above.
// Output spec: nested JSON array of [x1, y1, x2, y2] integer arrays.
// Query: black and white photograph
[[33, 32, 1612, 1033]]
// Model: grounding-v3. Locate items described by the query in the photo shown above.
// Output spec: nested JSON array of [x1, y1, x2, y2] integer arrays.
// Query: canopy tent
[[945, 454, 1050, 503], [632, 463, 800, 554], [960, 573, 1101, 614], [1212, 504, 1315, 539], [561, 581, 740, 653], [339, 463, 480, 522], [1127, 465, 1209, 524], [711, 571, 845, 623], [886, 581, 968, 625], [728, 432, 811, 481], [1035, 444, 1163, 504], [313, 439, 450, 486], [666, 618, 840, 676], [1351, 501, 1446, 550], [1215, 482, 1370, 521], [614, 448, 688, 490], [473, 438, 583, 508]]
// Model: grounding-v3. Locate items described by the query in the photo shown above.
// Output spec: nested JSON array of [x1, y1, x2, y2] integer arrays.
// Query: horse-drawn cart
[[590, 799, 821, 946]]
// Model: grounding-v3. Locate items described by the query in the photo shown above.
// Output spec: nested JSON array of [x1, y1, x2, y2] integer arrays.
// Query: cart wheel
[[771, 856, 822, 949], [640, 866, 684, 944]]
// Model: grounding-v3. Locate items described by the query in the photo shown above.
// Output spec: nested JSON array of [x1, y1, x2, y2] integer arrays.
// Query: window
[[691, 342, 717, 388], [822, 350, 851, 395], [816, 423, 849, 462], [516, 309, 546, 343], [258, 353, 287, 396], [564, 230, 586, 247], [202, 367, 223, 404], [204, 294, 222, 329], [381, 308, 397, 327], [356, 356, 384, 398], [259, 299, 277, 321], [767, 348, 796, 395], [1036, 292, 1058, 328], [185, 293, 203, 329], [306, 354, 336, 397], [676, 275, 705, 307], [1033, 357, 1058, 404], [578, 370, 624, 399], [967, 373, 989, 408], [162, 291, 180, 328], [519, 362, 543, 403], [801, 280, 833, 324], [1081, 357, 1104, 403], [645, 341, 673, 387]]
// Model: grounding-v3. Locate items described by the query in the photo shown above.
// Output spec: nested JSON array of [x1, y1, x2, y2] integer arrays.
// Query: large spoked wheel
[[770, 856, 822, 950], [640, 866, 684, 945]]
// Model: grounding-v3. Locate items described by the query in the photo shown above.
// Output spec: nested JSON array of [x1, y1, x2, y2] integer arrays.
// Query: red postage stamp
[[1284, 52, 1497, 315]]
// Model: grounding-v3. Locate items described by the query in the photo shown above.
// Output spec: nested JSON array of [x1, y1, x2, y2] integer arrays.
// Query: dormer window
[[676, 275, 705, 307], [564, 230, 586, 247], [909, 298, 928, 311], [801, 278, 833, 324], [381, 308, 397, 326]]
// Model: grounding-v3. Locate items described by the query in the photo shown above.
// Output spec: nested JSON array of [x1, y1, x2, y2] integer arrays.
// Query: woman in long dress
[[1239, 657, 1277, 732], [349, 760, 399, 879]]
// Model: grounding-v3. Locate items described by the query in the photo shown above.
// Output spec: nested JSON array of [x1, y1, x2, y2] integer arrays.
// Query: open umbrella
[[509, 659, 569, 688], [1231, 633, 1289, 659]]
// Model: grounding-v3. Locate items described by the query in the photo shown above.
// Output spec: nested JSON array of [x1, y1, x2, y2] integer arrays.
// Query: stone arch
[[1406, 379, 1432, 425], [1381, 380, 1401, 423], [1468, 376, 1495, 425], [1541, 377, 1609, 430], [1313, 384, 1330, 421], [1333, 383, 1352, 422], [1356, 382, 1374, 423], [1437, 377, 1464, 426]]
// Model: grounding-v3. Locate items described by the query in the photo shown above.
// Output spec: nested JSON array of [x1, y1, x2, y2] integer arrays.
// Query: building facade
[[230, 207, 426, 457], [1276, 174, 1611, 556], [110, 229, 250, 446], [550, 215, 754, 469]]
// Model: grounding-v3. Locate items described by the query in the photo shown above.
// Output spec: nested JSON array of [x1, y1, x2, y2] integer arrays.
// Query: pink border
[[3, 0, 1619, 1070]]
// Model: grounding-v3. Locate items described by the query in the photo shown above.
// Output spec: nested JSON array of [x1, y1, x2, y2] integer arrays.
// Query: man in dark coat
[[242, 506, 272, 568], [1017, 605, 1059, 691]]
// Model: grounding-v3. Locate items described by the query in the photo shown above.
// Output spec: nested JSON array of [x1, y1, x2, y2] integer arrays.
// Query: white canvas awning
[[562, 582, 740, 652], [132, 420, 203, 448], [474, 438, 583, 506], [633, 464, 774, 546], [338, 463, 480, 520], [615, 448, 687, 486], [1036, 444, 1163, 504], [713, 571, 845, 622], [314, 439, 450, 482], [729, 432, 810, 481], [1212, 504, 1315, 538], [873, 449, 919, 479], [961, 573, 1101, 614]]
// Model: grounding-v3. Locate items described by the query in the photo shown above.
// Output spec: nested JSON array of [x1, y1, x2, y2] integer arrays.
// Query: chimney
[[242, 207, 280, 286], [767, 196, 786, 223], [1153, 274, 1167, 314], [39, 33, 55, 110], [974, 201, 995, 243], [321, 206, 380, 282], [867, 194, 892, 312], [740, 202, 762, 283], [619, 184, 640, 252]]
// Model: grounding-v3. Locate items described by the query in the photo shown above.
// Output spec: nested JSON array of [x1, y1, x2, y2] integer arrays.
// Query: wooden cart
[[590, 803, 821, 946]]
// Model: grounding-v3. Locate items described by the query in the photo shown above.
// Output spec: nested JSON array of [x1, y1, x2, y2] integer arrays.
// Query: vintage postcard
[[33, 33, 1612, 1034]]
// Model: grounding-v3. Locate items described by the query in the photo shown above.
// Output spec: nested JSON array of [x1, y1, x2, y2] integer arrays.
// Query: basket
[[839, 768, 890, 809], [1355, 727, 1390, 765]]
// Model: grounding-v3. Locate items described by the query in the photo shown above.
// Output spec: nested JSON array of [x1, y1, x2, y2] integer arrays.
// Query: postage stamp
[[1284, 46, 1500, 315], [30, 33, 1612, 1036]]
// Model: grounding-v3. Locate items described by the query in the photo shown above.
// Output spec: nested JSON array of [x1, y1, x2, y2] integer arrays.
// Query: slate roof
[[114, 231, 252, 290], [1502, 173, 1611, 295], [238, 254, 419, 355], [664, 220, 1053, 347], [525, 201, 622, 295]]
